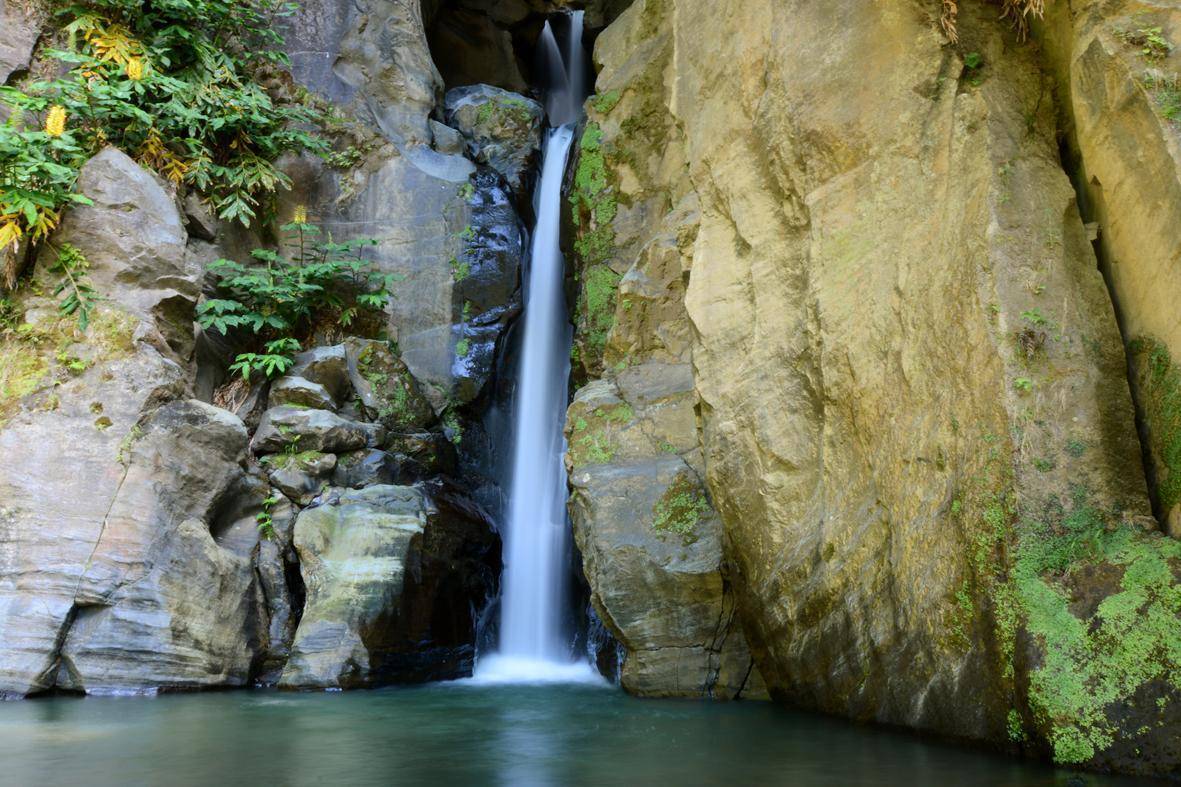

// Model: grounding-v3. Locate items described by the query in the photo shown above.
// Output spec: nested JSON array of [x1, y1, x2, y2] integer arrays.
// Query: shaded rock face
[[567, 374, 764, 699], [428, 5, 531, 93], [269, 376, 336, 411], [281, 0, 440, 146], [422, 0, 631, 94], [572, 0, 1181, 775], [1035, 3, 1181, 537], [0, 1, 40, 85], [279, 484, 499, 688]]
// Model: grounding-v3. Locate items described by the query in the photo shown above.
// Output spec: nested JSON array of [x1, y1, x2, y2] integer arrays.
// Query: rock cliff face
[[570, 0, 1181, 776], [0, 0, 532, 697], [0, 149, 254, 696], [4, 0, 1181, 777], [1035, 1, 1181, 539]]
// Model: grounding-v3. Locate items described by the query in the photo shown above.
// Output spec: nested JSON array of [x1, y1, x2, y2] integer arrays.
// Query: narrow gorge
[[0, 0, 1179, 783]]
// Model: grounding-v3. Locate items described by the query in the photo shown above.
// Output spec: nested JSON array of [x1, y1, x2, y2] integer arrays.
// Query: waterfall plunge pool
[[0, 684, 1149, 786]]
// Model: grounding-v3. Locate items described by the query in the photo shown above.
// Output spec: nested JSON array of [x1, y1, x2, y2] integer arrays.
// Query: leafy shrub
[[0, 0, 327, 254], [198, 219, 391, 379]]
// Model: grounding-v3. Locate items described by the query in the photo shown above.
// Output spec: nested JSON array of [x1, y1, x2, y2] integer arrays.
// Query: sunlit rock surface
[[571, 0, 1181, 774]]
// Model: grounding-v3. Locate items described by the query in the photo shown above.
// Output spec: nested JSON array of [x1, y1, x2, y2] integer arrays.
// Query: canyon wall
[[569, 0, 1181, 776]]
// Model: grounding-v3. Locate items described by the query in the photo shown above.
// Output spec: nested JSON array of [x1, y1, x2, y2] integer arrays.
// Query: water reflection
[[0, 685, 1152, 787]]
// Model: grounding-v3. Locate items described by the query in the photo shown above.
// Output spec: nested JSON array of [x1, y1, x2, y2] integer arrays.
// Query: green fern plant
[[198, 221, 391, 381], [47, 243, 100, 331]]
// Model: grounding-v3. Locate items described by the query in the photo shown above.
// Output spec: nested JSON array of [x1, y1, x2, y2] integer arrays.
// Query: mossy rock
[[343, 337, 435, 432]]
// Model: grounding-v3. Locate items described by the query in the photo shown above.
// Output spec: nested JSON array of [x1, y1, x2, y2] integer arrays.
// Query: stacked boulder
[[247, 339, 500, 689]]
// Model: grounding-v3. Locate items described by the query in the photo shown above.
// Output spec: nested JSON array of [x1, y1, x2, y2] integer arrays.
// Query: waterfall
[[475, 13, 597, 684], [566, 12, 585, 125]]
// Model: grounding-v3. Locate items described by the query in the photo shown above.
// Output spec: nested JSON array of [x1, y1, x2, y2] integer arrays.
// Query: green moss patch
[[475, 94, 535, 128], [590, 90, 622, 115], [1129, 337, 1181, 512], [0, 306, 136, 425], [575, 264, 622, 365], [1012, 494, 1181, 764], [569, 123, 618, 267], [652, 473, 710, 546], [261, 450, 328, 471], [567, 401, 636, 467]]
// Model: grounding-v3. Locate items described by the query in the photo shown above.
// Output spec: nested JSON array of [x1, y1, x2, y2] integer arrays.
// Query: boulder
[[207, 473, 301, 683], [251, 405, 382, 455], [54, 401, 254, 695], [445, 85, 544, 195], [384, 431, 459, 480], [279, 485, 428, 689], [332, 449, 406, 489], [279, 483, 500, 688], [0, 1, 41, 85], [51, 147, 197, 359], [343, 338, 435, 430], [3, 401, 257, 696], [567, 375, 763, 699], [430, 120, 466, 155], [269, 375, 337, 411], [288, 345, 351, 403], [264, 451, 338, 506]]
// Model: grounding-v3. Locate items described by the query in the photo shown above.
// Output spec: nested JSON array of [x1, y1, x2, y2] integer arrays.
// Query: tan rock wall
[[1036, 0, 1181, 529], [576, 0, 1181, 775]]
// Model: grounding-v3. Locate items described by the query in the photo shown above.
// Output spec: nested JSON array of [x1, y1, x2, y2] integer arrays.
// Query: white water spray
[[475, 13, 598, 684]]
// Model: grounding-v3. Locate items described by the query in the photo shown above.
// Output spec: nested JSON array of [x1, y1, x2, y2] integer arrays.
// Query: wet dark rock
[[384, 431, 459, 478], [450, 169, 525, 404], [445, 84, 543, 196], [332, 449, 407, 489]]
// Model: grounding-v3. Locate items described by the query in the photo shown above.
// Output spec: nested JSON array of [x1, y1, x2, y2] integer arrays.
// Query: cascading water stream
[[475, 13, 597, 683]]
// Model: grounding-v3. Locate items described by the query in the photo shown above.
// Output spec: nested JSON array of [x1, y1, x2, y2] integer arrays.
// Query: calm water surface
[[0, 682, 1156, 786]]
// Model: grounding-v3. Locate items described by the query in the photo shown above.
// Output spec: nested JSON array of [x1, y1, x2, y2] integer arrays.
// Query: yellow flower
[[126, 57, 145, 81], [44, 106, 67, 137], [292, 205, 308, 225], [0, 217, 23, 251]]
